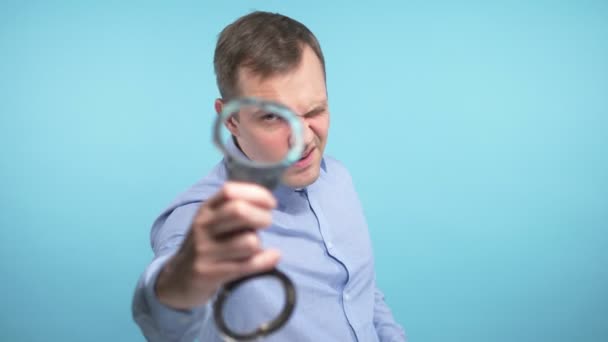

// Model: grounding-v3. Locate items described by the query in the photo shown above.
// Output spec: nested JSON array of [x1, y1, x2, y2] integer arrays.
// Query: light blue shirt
[[132, 140, 406, 342]]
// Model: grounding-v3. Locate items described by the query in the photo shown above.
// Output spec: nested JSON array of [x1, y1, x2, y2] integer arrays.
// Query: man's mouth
[[299, 147, 314, 160], [294, 146, 315, 167]]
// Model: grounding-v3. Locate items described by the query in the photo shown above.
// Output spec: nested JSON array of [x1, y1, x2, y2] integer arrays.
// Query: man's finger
[[206, 200, 273, 237], [209, 231, 261, 262], [218, 249, 282, 283], [205, 182, 277, 210]]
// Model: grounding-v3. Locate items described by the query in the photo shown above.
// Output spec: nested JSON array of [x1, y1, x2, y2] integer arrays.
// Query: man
[[132, 11, 406, 342]]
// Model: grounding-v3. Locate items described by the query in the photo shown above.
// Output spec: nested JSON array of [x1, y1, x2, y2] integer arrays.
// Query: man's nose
[[299, 116, 314, 146], [288, 116, 314, 150]]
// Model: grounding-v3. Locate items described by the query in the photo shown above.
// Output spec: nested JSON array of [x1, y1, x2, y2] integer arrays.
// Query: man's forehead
[[265, 93, 327, 115], [235, 46, 326, 111], [237, 74, 326, 112], [304, 98, 328, 111]]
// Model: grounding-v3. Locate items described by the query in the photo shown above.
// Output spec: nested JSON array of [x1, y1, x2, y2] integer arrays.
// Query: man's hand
[[154, 182, 280, 310]]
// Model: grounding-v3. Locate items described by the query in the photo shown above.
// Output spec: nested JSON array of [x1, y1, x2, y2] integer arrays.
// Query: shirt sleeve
[[132, 203, 210, 342], [373, 285, 407, 342]]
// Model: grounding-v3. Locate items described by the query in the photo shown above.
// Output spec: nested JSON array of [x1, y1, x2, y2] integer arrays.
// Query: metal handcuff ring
[[211, 97, 303, 341]]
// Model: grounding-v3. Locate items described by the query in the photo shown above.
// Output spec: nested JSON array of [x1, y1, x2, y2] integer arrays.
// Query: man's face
[[217, 45, 329, 188]]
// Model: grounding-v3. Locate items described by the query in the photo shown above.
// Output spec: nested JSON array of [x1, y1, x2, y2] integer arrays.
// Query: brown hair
[[214, 11, 326, 100]]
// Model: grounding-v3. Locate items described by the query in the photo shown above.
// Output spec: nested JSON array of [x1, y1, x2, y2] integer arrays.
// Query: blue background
[[1, 1, 607, 341]]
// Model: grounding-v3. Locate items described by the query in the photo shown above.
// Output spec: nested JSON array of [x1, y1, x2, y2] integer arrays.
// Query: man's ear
[[215, 98, 239, 137], [214, 98, 223, 115]]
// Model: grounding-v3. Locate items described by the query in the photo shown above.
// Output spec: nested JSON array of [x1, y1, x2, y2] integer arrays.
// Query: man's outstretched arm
[[132, 203, 210, 342], [132, 183, 281, 341]]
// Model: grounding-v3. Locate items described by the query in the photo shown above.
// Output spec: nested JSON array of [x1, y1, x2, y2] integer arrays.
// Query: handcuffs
[[211, 97, 303, 341]]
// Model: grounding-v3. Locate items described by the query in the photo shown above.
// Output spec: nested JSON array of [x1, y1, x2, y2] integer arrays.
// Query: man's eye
[[262, 113, 279, 121]]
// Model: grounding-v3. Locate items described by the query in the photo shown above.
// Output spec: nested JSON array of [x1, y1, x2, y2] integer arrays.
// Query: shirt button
[[344, 293, 350, 301], [327, 242, 334, 250]]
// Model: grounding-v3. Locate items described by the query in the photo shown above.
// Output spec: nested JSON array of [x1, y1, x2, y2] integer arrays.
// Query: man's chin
[[282, 166, 320, 189]]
